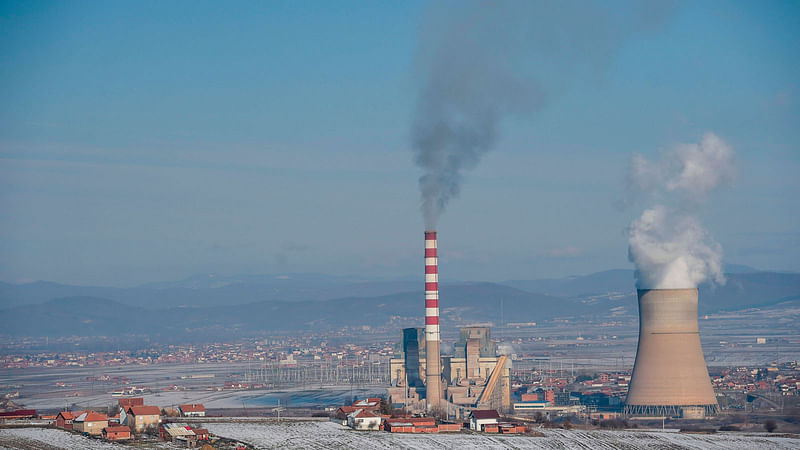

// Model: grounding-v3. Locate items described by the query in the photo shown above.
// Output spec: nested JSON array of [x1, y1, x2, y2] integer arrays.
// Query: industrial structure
[[386, 230, 511, 414], [444, 327, 510, 409], [625, 288, 719, 417], [389, 326, 511, 412], [424, 230, 443, 410]]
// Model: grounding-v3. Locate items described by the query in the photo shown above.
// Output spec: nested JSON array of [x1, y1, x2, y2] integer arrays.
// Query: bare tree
[[764, 420, 777, 433]]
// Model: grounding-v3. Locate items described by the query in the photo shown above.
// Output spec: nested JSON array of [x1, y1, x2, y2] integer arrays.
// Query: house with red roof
[[469, 409, 500, 431], [179, 403, 206, 417], [346, 408, 382, 430], [56, 411, 78, 430], [126, 405, 161, 433], [102, 425, 131, 441], [73, 411, 108, 435]]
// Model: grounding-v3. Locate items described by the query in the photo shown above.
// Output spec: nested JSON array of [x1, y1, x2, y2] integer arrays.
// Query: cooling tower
[[625, 288, 719, 416], [424, 230, 442, 409]]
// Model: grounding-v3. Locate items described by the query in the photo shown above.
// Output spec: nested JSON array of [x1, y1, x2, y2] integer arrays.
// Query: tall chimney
[[625, 288, 719, 416], [424, 230, 442, 410]]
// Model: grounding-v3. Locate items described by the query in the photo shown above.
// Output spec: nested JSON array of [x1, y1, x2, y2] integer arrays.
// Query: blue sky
[[1, 1, 798, 286]]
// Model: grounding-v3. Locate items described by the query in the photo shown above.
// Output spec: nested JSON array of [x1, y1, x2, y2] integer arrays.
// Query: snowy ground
[[205, 420, 800, 450], [0, 427, 170, 449]]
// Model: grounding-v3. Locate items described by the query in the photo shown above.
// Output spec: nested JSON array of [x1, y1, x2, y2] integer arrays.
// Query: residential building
[[102, 426, 131, 441], [469, 409, 500, 431], [160, 422, 196, 442], [179, 403, 206, 417], [55, 411, 77, 430], [73, 411, 108, 435], [346, 409, 382, 431], [127, 405, 161, 433]]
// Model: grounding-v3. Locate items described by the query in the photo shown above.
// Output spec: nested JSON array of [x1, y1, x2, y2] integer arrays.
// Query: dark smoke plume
[[412, 1, 677, 228]]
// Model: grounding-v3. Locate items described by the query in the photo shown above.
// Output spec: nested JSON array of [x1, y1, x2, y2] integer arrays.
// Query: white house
[[179, 403, 206, 417], [346, 409, 382, 431], [469, 409, 500, 431]]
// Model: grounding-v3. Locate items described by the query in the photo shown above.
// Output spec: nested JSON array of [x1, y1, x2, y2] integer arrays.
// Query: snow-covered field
[[206, 420, 800, 450], [0, 427, 171, 449]]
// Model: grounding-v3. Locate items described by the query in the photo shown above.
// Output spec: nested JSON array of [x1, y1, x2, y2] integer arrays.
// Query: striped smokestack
[[424, 230, 442, 409]]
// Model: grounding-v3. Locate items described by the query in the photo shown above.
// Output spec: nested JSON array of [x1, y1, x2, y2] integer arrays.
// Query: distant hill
[[503, 269, 636, 297], [0, 284, 571, 338], [698, 272, 800, 313], [503, 270, 800, 314], [1, 269, 797, 339], [0, 296, 156, 337], [0, 275, 419, 309]]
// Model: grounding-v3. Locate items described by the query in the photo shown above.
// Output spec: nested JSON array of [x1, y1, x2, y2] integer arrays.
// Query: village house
[[160, 422, 196, 442], [127, 405, 161, 433], [192, 428, 209, 441], [118, 397, 144, 425], [333, 406, 358, 425], [179, 403, 206, 417], [346, 408, 382, 430], [333, 398, 383, 425], [55, 411, 77, 430], [73, 411, 108, 435], [469, 409, 500, 431], [102, 425, 131, 441]]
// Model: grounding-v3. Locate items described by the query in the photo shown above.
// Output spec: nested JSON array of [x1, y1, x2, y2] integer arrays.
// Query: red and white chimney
[[424, 230, 442, 409]]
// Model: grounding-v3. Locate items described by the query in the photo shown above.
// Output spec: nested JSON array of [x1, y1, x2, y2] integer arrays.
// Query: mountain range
[[0, 269, 797, 339]]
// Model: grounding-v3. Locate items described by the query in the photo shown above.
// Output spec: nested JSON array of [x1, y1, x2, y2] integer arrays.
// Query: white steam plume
[[497, 341, 516, 356], [627, 133, 735, 289]]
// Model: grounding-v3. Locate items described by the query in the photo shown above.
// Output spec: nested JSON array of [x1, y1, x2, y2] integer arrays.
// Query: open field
[[0, 427, 170, 449], [0, 362, 384, 412], [205, 420, 800, 449], [2, 422, 797, 450]]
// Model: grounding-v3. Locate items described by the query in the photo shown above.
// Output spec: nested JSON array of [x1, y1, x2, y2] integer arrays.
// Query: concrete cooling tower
[[625, 288, 719, 417]]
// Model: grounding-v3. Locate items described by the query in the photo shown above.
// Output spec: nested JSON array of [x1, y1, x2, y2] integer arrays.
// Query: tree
[[379, 397, 392, 415], [764, 420, 777, 433]]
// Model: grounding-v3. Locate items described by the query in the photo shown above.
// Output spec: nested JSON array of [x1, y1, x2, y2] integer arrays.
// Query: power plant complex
[[625, 288, 719, 417], [387, 231, 718, 418], [386, 231, 511, 414]]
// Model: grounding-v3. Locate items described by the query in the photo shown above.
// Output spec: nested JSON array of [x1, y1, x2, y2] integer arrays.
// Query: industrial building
[[389, 326, 511, 412], [625, 288, 719, 417], [386, 231, 512, 414]]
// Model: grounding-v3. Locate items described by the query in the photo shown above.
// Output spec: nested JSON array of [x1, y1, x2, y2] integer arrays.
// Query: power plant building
[[625, 288, 719, 417], [386, 231, 510, 413], [389, 326, 511, 412]]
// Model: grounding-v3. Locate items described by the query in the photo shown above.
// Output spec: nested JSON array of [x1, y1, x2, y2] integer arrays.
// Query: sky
[[0, 1, 798, 287]]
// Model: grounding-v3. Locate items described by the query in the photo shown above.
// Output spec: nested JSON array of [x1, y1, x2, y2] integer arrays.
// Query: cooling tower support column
[[625, 288, 719, 416], [424, 230, 442, 410]]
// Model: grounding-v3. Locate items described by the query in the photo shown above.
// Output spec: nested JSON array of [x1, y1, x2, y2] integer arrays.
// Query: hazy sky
[[1, 1, 798, 286]]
